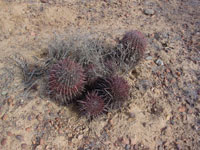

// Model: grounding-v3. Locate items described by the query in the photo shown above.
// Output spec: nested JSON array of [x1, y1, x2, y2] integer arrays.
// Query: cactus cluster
[[44, 30, 146, 118]]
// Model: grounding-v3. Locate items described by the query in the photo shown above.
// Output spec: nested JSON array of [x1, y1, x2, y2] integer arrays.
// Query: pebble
[[26, 127, 32, 132], [125, 144, 131, 150], [78, 135, 83, 140], [176, 72, 181, 76], [16, 135, 24, 141], [7, 98, 13, 106], [2, 114, 8, 121], [161, 32, 169, 39], [156, 59, 164, 66], [36, 114, 42, 121], [178, 106, 186, 113], [58, 129, 64, 134], [146, 56, 153, 60], [1, 91, 8, 96], [127, 112, 136, 119], [7, 131, 13, 136], [21, 143, 28, 149], [36, 145, 43, 150], [144, 9, 155, 15], [153, 41, 162, 50], [154, 32, 160, 40], [1, 138, 7, 146], [27, 114, 34, 121]]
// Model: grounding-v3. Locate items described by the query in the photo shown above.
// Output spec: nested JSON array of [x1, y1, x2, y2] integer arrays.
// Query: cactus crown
[[79, 91, 106, 117]]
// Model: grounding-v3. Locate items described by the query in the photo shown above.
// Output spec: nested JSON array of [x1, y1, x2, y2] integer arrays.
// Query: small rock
[[153, 41, 162, 50], [7, 98, 13, 106], [155, 59, 164, 66], [176, 72, 181, 76], [154, 33, 160, 40], [137, 80, 152, 91], [36, 114, 42, 121], [2, 114, 8, 121], [16, 135, 24, 141], [27, 114, 34, 121], [21, 143, 28, 149], [161, 32, 169, 39], [1, 138, 7, 146], [144, 1, 154, 6], [127, 112, 135, 119], [146, 56, 153, 60], [1, 91, 8, 96], [36, 145, 43, 150], [30, 32, 36, 37], [58, 129, 63, 134], [25, 127, 32, 132], [144, 9, 155, 15], [7, 131, 13, 136], [78, 135, 83, 140], [40, 0, 48, 3], [40, 6, 44, 12], [178, 106, 186, 113], [125, 144, 131, 150], [165, 68, 171, 73]]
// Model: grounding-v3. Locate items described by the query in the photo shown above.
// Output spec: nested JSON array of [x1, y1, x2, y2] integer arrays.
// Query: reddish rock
[[25, 127, 32, 132], [21, 143, 28, 149], [7, 131, 13, 136], [178, 106, 186, 113], [2, 114, 8, 121], [176, 72, 181, 76], [1, 138, 7, 146]]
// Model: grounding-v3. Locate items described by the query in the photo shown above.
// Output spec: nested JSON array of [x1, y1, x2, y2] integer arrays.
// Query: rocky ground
[[0, 0, 199, 150]]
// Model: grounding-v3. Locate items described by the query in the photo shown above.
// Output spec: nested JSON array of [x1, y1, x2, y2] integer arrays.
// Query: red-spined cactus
[[95, 75, 130, 109], [119, 30, 147, 66], [79, 91, 106, 117], [48, 58, 86, 104], [107, 75, 130, 108]]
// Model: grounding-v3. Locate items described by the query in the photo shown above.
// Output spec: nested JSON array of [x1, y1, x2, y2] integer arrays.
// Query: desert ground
[[0, 0, 199, 150]]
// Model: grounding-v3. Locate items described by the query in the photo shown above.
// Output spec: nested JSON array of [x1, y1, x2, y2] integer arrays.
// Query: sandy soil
[[0, 0, 199, 150]]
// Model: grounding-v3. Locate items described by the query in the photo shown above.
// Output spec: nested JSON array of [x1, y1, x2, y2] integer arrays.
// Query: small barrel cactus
[[95, 75, 130, 109], [107, 75, 130, 108], [119, 30, 147, 67], [48, 58, 86, 104], [79, 91, 106, 117]]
